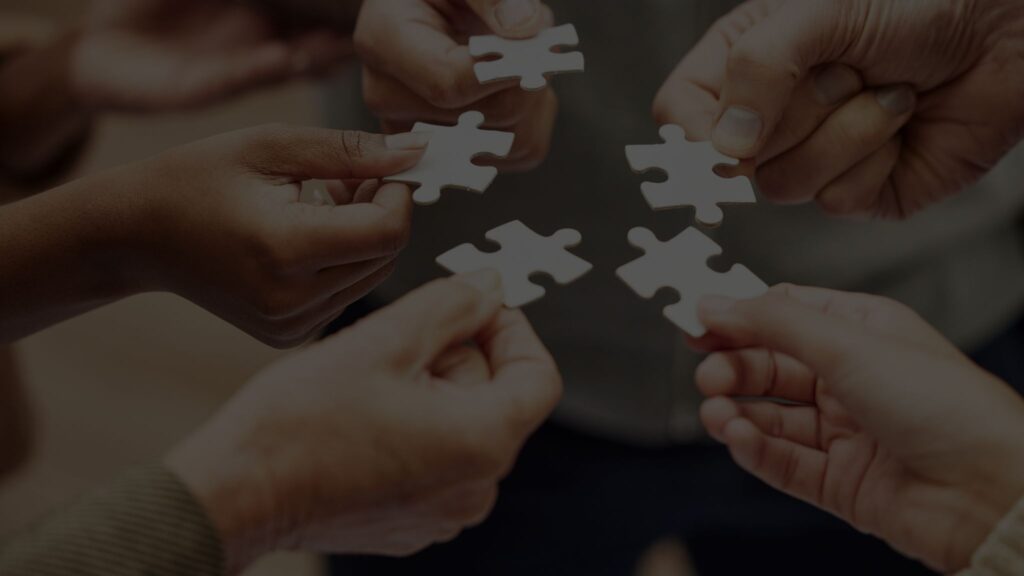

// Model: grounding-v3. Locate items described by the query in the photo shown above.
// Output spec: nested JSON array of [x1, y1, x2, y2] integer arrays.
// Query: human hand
[[691, 284, 1024, 571], [73, 0, 353, 111], [355, 0, 558, 171], [104, 124, 425, 347], [165, 272, 562, 572], [654, 0, 1024, 219]]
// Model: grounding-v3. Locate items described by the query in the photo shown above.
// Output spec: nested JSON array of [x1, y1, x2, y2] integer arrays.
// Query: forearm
[[0, 466, 224, 576], [0, 174, 139, 343], [0, 31, 92, 182]]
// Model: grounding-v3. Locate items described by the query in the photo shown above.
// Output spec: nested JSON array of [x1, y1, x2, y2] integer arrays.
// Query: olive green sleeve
[[0, 465, 224, 576]]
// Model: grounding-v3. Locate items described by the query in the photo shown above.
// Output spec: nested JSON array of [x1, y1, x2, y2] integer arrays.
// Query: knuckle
[[253, 233, 297, 273], [341, 131, 370, 163], [422, 71, 467, 109], [370, 214, 412, 255], [727, 43, 797, 84], [818, 187, 868, 216]]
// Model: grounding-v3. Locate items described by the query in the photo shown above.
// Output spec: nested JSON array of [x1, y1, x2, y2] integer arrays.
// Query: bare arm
[[0, 32, 92, 183]]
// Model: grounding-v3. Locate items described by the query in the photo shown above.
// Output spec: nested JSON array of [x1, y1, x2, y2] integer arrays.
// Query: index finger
[[356, 0, 521, 109], [652, 0, 778, 137], [291, 182, 414, 267]]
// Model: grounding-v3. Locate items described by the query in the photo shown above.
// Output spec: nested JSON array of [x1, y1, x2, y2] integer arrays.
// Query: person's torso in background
[[325, 0, 1024, 445]]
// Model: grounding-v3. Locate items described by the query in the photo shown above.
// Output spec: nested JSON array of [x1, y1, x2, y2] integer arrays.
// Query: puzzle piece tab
[[384, 111, 515, 205], [469, 23, 585, 91], [625, 125, 755, 226], [437, 220, 592, 308], [617, 227, 768, 337]]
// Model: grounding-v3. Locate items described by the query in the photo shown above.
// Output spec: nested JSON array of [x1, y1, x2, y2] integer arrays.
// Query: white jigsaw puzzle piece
[[469, 23, 585, 91], [436, 220, 593, 308], [626, 125, 755, 226], [384, 111, 515, 205], [616, 227, 768, 337]]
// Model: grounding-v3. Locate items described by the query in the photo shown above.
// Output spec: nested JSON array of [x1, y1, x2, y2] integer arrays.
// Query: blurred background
[[0, 1, 322, 573]]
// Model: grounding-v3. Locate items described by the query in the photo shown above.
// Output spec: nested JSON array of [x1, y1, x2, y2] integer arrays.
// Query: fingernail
[[814, 65, 861, 106], [495, 0, 538, 30], [385, 132, 431, 151], [713, 107, 763, 155], [876, 85, 916, 115], [456, 269, 503, 297], [699, 296, 738, 316]]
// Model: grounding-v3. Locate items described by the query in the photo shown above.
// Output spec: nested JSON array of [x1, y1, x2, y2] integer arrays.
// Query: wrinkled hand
[[107, 124, 425, 347], [165, 272, 562, 572], [654, 0, 1024, 219], [691, 285, 1024, 571], [355, 0, 558, 171], [73, 0, 353, 111]]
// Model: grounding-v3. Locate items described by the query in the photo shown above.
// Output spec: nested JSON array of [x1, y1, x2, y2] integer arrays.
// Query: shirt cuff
[[0, 465, 224, 576]]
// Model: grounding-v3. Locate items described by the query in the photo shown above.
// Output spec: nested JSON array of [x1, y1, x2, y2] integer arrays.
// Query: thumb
[[712, 0, 844, 158], [237, 125, 428, 181], [696, 288, 870, 383], [465, 0, 550, 38], [365, 271, 506, 373]]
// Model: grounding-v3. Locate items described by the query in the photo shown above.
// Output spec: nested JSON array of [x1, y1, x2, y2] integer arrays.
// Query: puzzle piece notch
[[383, 111, 515, 206], [616, 227, 768, 337], [625, 124, 756, 226], [469, 24, 585, 91], [436, 220, 593, 308]]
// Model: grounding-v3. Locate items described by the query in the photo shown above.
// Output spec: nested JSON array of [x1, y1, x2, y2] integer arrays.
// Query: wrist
[[164, 422, 287, 574], [27, 164, 169, 303]]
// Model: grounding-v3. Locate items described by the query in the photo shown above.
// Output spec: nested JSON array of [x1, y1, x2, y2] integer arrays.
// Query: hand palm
[[810, 384, 968, 568]]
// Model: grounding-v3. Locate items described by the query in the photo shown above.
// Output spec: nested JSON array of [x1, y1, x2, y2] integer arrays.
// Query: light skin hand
[[165, 271, 563, 573], [0, 125, 425, 347], [690, 284, 1024, 571], [72, 0, 354, 111], [654, 0, 1024, 219], [355, 0, 559, 171]]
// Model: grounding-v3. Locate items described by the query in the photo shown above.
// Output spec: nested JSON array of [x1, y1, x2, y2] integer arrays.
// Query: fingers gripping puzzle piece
[[626, 125, 756, 226], [437, 220, 593, 308], [469, 24, 585, 91], [616, 227, 768, 337], [384, 111, 515, 205]]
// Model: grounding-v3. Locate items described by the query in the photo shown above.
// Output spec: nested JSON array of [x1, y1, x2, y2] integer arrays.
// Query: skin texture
[[691, 285, 1024, 572], [355, 0, 559, 171], [0, 0, 354, 181], [654, 0, 1024, 219], [165, 272, 563, 573], [73, 0, 353, 111], [0, 125, 425, 348]]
